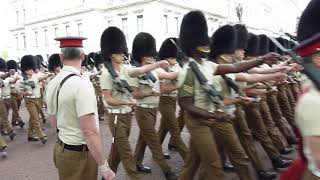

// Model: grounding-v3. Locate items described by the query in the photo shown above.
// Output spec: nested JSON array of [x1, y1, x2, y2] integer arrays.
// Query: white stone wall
[[8, 0, 303, 61]]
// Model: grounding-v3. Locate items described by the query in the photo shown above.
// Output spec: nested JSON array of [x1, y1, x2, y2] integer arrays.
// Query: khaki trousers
[[168, 109, 185, 146], [134, 106, 171, 172], [302, 169, 320, 180], [285, 84, 296, 110], [107, 113, 143, 180], [277, 85, 297, 129], [290, 83, 300, 101], [243, 102, 280, 160], [233, 104, 264, 171], [260, 94, 287, 151], [11, 93, 22, 124], [0, 135, 7, 149], [178, 113, 224, 180], [267, 91, 295, 142], [213, 121, 254, 180], [25, 98, 46, 138], [158, 96, 189, 161], [0, 99, 13, 134], [53, 143, 97, 180]]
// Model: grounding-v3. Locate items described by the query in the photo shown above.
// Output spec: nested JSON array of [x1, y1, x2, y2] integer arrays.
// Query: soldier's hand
[[126, 100, 137, 107], [272, 72, 285, 82], [261, 52, 282, 65], [151, 91, 160, 96], [239, 97, 253, 105], [156, 60, 170, 68], [102, 169, 115, 180], [215, 112, 232, 123]]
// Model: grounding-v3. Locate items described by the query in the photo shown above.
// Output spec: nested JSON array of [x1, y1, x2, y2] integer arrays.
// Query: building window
[[44, 29, 48, 46], [16, 11, 19, 24], [34, 31, 38, 47], [174, 17, 179, 34], [65, 25, 70, 36], [122, 18, 128, 36], [16, 36, 19, 50], [164, 15, 168, 33], [107, 20, 113, 27], [54, 27, 59, 37], [137, 15, 143, 33], [23, 35, 26, 49], [77, 23, 83, 36], [23, 9, 26, 23]]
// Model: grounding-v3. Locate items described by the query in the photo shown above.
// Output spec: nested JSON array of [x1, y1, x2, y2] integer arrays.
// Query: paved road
[[0, 101, 296, 180]]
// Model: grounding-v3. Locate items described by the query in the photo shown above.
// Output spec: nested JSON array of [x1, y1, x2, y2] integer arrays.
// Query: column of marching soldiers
[[0, 10, 304, 180]]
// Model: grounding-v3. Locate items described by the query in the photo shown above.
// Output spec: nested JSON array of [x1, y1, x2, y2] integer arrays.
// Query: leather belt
[[161, 93, 177, 97], [25, 96, 40, 99], [137, 104, 157, 108], [108, 109, 130, 114], [57, 138, 88, 152]]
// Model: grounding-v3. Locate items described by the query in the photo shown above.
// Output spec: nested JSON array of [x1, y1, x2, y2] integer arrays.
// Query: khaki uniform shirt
[[100, 65, 132, 112], [0, 75, 13, 97], [295, 81, 320, 177], [130, 68, 163, 107], [178, 58, 219, 111], [161, 64, 181, 97], [213, 73, 237, 115], [46, 66, 99, 145], [10, 73, 22, 93]]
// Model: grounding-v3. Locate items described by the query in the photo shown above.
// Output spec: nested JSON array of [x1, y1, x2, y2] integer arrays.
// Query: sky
[[0, 0, 312, 53]]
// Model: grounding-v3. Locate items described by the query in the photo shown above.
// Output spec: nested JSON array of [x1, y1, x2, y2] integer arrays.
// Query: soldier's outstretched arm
[[247, 66, 287, 74], [235, 72, 284, 83], [127, 60, 169, 77], [215, 52, 281, 75]]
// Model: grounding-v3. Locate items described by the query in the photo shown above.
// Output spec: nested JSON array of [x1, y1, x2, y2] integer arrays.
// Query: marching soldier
[[35, 55, 47, 124], [48, 53, 62, 76], [156, 38, 189, 162], [177, 10, 283, 180], [46, 36, 115, 180], [7, 60, 24, 127], [128, 32, 178, 180], [243, 34, 293, 169], [91, 52, 106, 121], [0, 58, 18, 140], [99, 27, 143, 179], [209, 24, 284, 179], [281, 1, 320, 179], [20, 55, 48, 143]]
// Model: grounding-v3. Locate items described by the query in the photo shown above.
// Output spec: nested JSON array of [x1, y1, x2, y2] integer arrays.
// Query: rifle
[[104, 61, 134, 100], [269, 36, 320, 91], [221, 74, 260, 102], [169, 38, 225, 111], [20, 72, 35, 94]]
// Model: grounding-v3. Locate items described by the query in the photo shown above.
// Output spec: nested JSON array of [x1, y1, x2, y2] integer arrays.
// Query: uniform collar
[[62, 66, 81, 75]]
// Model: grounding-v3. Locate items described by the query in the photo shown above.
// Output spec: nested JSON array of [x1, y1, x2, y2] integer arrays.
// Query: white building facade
[[8, 0, 302, 61]]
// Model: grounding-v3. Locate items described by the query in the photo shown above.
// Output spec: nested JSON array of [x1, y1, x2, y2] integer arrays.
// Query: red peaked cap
[[55, 37, 87, 48]]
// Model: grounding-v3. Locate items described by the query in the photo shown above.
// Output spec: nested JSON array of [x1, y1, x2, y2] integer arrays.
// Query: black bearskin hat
[[131, 32, 157, 64], [87, 52, 95, 62], [268, 40, 278, 53], [21, 55, 37, 72], [158, 38, 178, 60], [297, 0, 320, 42], [100, 27, 128, 60], [234, 24, 248, 49], [7, 60, 18, 70], [35, 55, 44, 69], [0, 58, 7, 71], [210, 25, 237, 59], [179, 10, 210, 57], [258, 34, 270, 55], [93, 52, 104, 65], [82, 55, 88, 67], [48, 54, 62, 72], [245, 33, 260, 57]]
